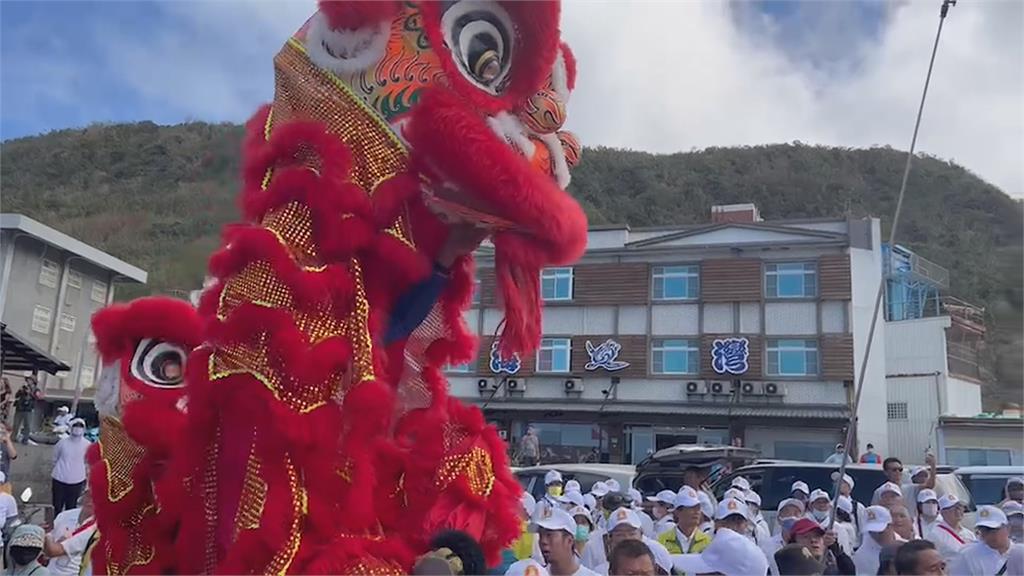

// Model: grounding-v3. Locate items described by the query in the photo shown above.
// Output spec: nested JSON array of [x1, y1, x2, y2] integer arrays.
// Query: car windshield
[[962, 475, 1010, 506], [714, 467, 887, 510]]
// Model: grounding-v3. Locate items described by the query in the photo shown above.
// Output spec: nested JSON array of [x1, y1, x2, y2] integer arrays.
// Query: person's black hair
[[894, 540, 936, 575], [609, 539, 655, 575], [877, 543, 902, 575], [867, 443, 874, 449], [426, 530, 485, 576], [835, 507, 852, 523], [882, 457, 902, 470], [602, 492, 627, 512]]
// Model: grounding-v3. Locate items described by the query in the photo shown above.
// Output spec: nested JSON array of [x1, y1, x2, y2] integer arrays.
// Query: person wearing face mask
[[806, 490, 853, 554], [1001, 477, 1024, 507], [534, 470, 566, 518], [833, 496, 857, 556], [646, 490, 677, 537], [915, 489, 940, 540], [696, 491, 715, 535], [570, 506, 594, 556], [1002, 501, 1024, 544], [8, 524, 50, 576], [948, 506, 1013, 576], [791, 481, 811, 504], [763, 498, 805, 576], [656, 486, 711, 556], [786, 518, 856, 576], [928, 494, 975, 563], [853, 506, 897, 576], [746, 491, 771, 546], [589, 483, 610, 530], [51, 418, 90, 515]]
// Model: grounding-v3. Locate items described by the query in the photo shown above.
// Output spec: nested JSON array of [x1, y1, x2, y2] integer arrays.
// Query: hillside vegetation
[[2, 123, 1020, 406]]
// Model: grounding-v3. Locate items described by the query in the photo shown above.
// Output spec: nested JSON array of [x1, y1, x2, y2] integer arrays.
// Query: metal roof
[[473, 398, 850, 420], [0, 214, 147, 283], [0, 323, 70, 375]]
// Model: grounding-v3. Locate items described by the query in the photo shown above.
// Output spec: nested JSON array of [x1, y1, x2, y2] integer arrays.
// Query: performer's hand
[[437, 223, 488, 268]]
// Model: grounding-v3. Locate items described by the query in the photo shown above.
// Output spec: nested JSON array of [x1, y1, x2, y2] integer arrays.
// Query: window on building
[[774, 442, 837, 464], [946, 448, 1012, 467], [59, 313, 76, 333], [79, 366, 95, 389], [651, 339, 699, 375], [471, 271, 481, 305], [536, 337, 571, 372], [887, 402, 909, 420], [91, 280, 108, 303], [31, 305, 52, 334], [541, 268, 573, 301], [652, 265, 699, 300], [445, 362, 472, 373], [39, 260, 60, 288], [766, 339, 819, 376], [67, 270, 83, 289], [765, 262, 817, 298]]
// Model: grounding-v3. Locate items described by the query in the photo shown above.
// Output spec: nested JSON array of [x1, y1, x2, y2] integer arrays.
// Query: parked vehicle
[[515, 464, 636, 502], [634, 444, 760, 495], [955, 465, 1024, 505]]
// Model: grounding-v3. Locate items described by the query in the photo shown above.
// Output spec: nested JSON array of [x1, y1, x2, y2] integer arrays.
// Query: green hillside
[[1, 123, 1020, 406]]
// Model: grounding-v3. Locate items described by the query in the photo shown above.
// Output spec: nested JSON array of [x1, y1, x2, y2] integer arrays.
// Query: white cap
[[590, 481, 609, 497], [568, 506, 593, 526], [648, 489, 677, 506], [791, 481, 810, 495], [910, 466, 928, 480], [837, 495, 853, 515], [917, 489, 938, 504], [939, 494, 962, 510], [521, 492, 537, 516], [544, 470, 563, 485], [504, 559, 550, 576], [671, 527, 768, 576], [606, 479, 621, 493], [697, 491, 714, 519], [862, 505, 893, 534], [628, 488, 643, 506], [1007, 477, 1024, 488], [977, 505, 1009, 529], [565, 479, 581, 493], [1002, 501, 1024, 517], [723, 488, 746, 502], [744, 491, 762, 507], [70, 418, 86, 427], [531, 507, 576, 536], [673, 486, 701, 509], [0, 471, 7, 484], [716, 498, 750, 521], [809, 489, 830, 504], [583, 493, 597, 511], [877, 482, 902, 497], [841, 473, 854, 490], [558, 491, 585, 509], [731, 476, 751, 491], [778, 498, 806, 515], [57, 406, 69, 413], [607, 507, 643, 532]]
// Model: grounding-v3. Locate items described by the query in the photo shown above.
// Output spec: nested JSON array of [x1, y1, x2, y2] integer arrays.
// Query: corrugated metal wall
[[887, 375, 940, 463]]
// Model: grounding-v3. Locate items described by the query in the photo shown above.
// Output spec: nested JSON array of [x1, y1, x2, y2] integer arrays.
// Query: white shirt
[[753, 515, 771, 546], [569, 564, 601, 576], [927, 520, 977, 562], [48, 508, 96, 576], [761, 533, 784, 576], [636, 509, 654, 540], [947, 542, 1010, 576], [854, 535, 883, 576], [652, 516, 675, 538], [52, 436, 90, 484], [581, 529, 607, 569], [835, 521, 857, 556], [54, 414, 71, 428]]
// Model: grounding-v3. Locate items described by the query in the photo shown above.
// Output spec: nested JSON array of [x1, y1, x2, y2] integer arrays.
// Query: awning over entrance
[[473, 398, 851, 420], [0, 323, 70, 375]]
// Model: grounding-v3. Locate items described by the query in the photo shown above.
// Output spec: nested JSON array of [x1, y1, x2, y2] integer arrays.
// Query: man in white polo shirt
[[670, 521, 768, 576], [534, 508, 600, 576], [594, 508, 672, 576], [929, 494, 976, 562], [948, 505, 1013, 576], [853, 505, 897, 576]]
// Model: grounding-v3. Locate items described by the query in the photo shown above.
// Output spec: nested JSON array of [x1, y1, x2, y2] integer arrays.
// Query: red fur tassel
[[91, 297, 202, 362], [317, 0, 401, 30], [560, 42, 578, 90]]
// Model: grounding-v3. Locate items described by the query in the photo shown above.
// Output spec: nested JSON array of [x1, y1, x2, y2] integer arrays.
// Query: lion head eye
[[130, 338, 186, 388], [442, 1, 514, 94]]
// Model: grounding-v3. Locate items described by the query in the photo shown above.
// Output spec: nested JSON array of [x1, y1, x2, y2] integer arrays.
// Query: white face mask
[[71, 427, 85, 437], [811, 509, 830, 522], [921, 503, 939, 518]]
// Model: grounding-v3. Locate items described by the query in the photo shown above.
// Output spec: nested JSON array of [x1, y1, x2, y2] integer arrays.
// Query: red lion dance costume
[[87, 1, 587, 574]]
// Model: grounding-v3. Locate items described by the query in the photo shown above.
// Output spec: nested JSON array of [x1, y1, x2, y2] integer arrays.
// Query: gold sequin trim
[[263, 201, 323, 267], [436, 446, 496, 498], [104, 504, 156, 576], [234, 447, 267, 536], [98, 417, 146, 503], [266, 457, 305, 575]]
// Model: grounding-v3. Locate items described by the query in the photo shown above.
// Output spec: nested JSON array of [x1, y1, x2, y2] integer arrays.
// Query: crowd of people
[[496, 459, 1024, 576]]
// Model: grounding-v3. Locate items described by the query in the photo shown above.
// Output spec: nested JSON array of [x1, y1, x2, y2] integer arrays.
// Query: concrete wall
[[744, 425, 845, 459], [939, 426, 1024, 465], [849, 219, 888, 454], [886, 374, 941, 463]]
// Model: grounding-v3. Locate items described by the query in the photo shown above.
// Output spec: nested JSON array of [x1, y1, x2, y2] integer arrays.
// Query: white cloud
[[560, 0, 1024, 197]]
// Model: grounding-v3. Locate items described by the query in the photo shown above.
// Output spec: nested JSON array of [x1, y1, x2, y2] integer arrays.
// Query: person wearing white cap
[[714, 498, 751, 538], [823, 443, 852, 465], [852, 505, 897, 576], [607, 539, 657, 576], [730, 476, 750, 492], [589, 482, 610, 529], [790, 481, 810, 503], [533, 508, 600, 576], [696, 491, 715, 536], [559, 491, 587, 512], [507, 492, 541, 567], [929, 494, 976, 563], [569, 506, 595, 556], [646, 490, 677, 537], [51, 417, 90, 515], [670, 525, 768, 576], [605, 480, 621, 494], [882, 453, 937, 519], [832, 471, 865, 546], [565, 480, 582, 495], [624, 489, 655, 539], [948, 505, 1013, 576], [504, 558, 551, 576], [833, 495, 857, 556], [593, 508, 672, 576], [873, 481, 903, 510], [1003, 500, 1024, 544], [915, 488, 940, 541], [745, 491, 771, 546], [1001, 477, 1024, 507], [656, 487, 711, 556], [805, 489, 853, 554], [762, 498, 804, 576], [535, 470, 566, 518]]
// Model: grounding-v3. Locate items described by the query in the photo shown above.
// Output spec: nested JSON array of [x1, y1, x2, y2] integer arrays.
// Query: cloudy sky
[[2, 0, 1022, 196]]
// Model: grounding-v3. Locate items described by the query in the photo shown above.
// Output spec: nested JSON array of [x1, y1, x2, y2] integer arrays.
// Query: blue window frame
[[537, 338, 572, 373], [651, 339, 699, 375], [766, 339, 819, 376], [652, 265, 699, 300], [765, 262, 817, 298], [541, 268, 574, 301]]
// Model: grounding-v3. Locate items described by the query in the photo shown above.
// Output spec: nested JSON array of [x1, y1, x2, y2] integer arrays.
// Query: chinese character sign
[[585, 339, 630, 372], [711, 337, 749, 375], [489, 341, 521, 375]]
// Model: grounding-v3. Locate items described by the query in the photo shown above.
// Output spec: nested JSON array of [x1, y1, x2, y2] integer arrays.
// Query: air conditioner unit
[[741, 381, 764, 395], [685, 381, 701, 394], [497, 429, 509, 440], [564, 378, 583, 393], [764, 382, 783, 395], [710, 381, 727, 395], [477, 379, 489, 390], [507, 379, 526, 393]]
